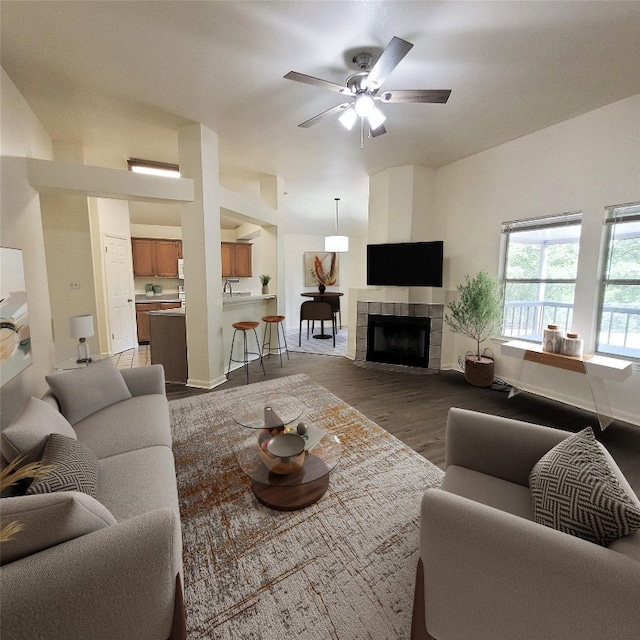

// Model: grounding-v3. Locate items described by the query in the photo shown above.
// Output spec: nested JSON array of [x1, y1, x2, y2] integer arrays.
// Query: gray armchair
[[412, 408, 640, 640]]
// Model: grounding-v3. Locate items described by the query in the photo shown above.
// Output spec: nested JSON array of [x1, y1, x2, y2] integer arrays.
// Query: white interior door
[[104, 234, 136, 354]]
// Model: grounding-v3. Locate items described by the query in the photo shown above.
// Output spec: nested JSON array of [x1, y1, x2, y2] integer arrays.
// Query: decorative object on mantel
[[304, 251, 338, 288], [259, 274, 271, 294], [543, 324, 563, 353], [445, 271, 503, 387], [324, 198, 349, 253]]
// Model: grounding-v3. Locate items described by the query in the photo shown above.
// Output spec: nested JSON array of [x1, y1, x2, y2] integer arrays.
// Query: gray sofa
[[412, 408, 640, 640], [0, 361, 185, 640]]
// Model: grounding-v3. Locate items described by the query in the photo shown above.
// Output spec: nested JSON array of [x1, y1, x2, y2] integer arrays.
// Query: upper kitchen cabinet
[[132, 238, 182, 278], [221, 242, 252, 277]]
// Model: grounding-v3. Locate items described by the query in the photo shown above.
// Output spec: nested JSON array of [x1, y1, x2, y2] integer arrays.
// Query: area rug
[[284, 327, 347, 357], [169, 373, 443, 639]]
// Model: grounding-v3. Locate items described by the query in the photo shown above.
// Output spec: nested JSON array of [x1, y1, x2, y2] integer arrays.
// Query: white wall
[[433, 94, 640, 424], [0, 68, 55, 425]]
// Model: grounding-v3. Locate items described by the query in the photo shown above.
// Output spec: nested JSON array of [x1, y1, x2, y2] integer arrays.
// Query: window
[[500, 212, 582, 341], [597, 203, 640, 359]]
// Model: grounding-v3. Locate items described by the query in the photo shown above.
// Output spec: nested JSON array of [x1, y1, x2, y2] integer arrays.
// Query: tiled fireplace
[[355, 301, 443, 373]]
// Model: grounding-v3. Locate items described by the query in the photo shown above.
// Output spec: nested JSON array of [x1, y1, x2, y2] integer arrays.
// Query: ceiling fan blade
[[365, 36, 413, 91], [379, 89, 451, 104], [284, 71, 352, 95], [298, 102, 352, 128], [370, 123, 387, 138]]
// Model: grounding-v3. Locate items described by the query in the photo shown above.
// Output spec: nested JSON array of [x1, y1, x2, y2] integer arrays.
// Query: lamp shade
[[69, 314, 94, 339], [338, 107, 357, 130], [324, 235, 349, 252]]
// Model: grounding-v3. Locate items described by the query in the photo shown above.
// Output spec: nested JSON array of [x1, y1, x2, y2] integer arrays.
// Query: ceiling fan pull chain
[[360, 118, 364, 149]]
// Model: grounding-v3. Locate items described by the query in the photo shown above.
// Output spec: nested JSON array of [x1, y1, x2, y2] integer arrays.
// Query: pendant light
[[324, 198, 349, 252]]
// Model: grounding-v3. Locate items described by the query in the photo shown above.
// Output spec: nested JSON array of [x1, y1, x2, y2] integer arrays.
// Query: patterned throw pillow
[[529, 427, 640, 546], [26, 434, 98, 498]]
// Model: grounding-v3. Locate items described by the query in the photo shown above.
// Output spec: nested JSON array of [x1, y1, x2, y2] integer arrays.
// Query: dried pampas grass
[[1, 456, 54, 542]]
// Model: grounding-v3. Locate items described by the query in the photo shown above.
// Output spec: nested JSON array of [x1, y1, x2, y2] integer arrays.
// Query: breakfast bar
[[148, 294, 277, 384]]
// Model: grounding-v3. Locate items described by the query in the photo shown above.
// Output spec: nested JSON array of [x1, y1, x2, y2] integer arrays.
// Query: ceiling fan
[[284, 36, 451, 141]]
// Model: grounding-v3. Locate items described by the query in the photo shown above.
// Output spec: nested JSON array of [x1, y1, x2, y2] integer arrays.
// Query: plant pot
[[261, 285, 268, 294], [464, 355, 495, 387]]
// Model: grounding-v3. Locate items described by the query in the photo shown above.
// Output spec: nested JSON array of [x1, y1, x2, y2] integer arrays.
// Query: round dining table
[[300, 291, 343, 339]]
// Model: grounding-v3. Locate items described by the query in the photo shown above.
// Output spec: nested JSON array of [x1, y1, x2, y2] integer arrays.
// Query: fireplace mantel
[[355, 301, 443, 373]]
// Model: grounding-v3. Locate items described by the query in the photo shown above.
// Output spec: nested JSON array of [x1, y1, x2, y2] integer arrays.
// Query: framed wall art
[[304, 251, 339, 287], [1, 247, 32, 387]]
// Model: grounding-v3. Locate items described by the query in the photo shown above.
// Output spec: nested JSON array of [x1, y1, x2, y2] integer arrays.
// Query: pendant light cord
[[335, 198, 340, 235]]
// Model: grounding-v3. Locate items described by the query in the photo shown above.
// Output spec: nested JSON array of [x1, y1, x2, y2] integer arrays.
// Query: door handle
[[127, 299, 133, 303]]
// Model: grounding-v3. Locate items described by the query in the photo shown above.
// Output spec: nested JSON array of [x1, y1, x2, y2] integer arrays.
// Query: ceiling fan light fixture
[[354, 94, 374, 118], [338, 107, 357, 130], [368, 106, 386, 130]]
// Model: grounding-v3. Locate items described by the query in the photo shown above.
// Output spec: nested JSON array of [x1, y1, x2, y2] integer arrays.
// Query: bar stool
[[227, 321, 265, 384], [261, 315, 289, 367]]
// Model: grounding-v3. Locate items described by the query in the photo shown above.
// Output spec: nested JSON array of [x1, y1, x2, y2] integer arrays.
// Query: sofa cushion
[[74, 394, 172, 459], [26, 434, 98, 498], [0, 396, 76, 463], [529, 427, 640, 546], [442, 465, 533, 521], [45, 358, 132, 426], [97, 446, 180, 522], [0, 491, 116, 565]]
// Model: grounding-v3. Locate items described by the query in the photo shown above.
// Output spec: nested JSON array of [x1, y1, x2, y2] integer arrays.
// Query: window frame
[[499, 211, 583, 342], [595, 202, 640, 359]]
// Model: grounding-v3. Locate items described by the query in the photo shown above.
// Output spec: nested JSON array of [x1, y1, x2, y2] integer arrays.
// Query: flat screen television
[[367, 241, 443, 287]]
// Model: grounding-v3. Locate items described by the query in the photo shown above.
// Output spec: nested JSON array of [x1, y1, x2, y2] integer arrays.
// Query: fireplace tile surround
[[355, 301, 443, 373]]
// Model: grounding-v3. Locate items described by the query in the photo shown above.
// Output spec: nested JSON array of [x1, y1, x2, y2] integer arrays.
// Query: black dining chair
[[327, 295, 341, 329], [299, 301, 336, 347]]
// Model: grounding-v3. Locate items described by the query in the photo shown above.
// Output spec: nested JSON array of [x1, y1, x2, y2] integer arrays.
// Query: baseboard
[[441, 366, 638, 427], [186, 374, 227, 389]]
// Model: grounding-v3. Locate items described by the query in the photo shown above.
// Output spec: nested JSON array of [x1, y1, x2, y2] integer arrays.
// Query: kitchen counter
[[147, 294, 277, 385], [145, 294, 276, 317], [222, 294, 276, 308], [135, 294, 182, 304], [147, 307, 185, 317]]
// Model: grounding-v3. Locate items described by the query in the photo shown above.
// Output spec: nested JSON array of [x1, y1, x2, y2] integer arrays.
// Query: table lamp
[[69, 314, 94, 363]]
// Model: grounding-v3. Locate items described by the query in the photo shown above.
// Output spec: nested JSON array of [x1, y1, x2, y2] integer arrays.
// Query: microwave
[[177, 259, 184, 280]]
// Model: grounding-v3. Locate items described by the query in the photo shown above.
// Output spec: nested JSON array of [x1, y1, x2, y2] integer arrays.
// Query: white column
[[178, 124, 226, 388]]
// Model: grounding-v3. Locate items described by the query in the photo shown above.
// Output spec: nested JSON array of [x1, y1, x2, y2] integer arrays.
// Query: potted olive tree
[[445, 270, 503, 387]]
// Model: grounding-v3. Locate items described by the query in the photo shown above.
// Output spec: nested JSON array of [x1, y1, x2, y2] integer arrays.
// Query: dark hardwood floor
[[167, 351, 640, 494]]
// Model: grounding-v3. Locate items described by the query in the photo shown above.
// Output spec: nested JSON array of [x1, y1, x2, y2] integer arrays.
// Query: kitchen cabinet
[[136, 302, 182, 342], [132, 238, 182, 278], [221, 242, 252, 277]]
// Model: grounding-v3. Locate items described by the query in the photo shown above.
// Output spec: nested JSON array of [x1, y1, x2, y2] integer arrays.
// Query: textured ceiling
[[2, 1, 639, 234]]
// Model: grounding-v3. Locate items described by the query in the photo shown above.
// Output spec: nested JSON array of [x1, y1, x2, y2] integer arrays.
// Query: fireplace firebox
[[366, 315, 431, 368]]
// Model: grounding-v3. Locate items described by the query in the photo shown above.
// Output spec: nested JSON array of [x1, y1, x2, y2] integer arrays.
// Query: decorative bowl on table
[[258, 433, 306, 475]]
